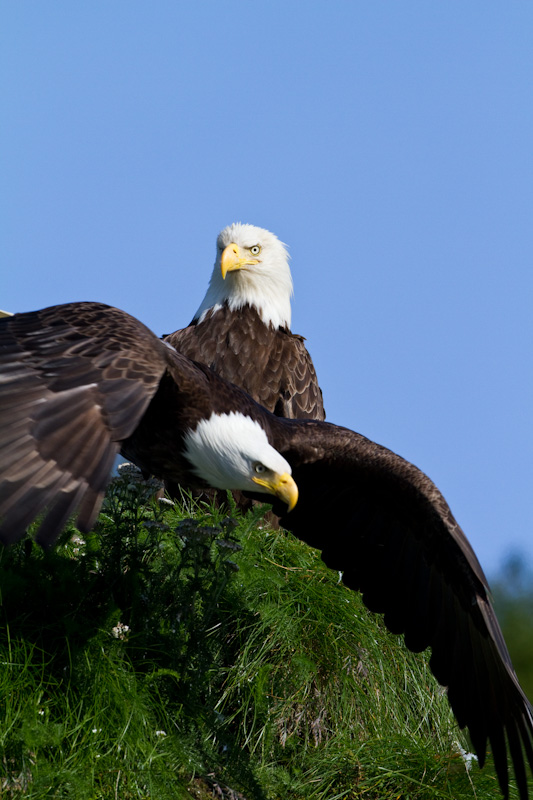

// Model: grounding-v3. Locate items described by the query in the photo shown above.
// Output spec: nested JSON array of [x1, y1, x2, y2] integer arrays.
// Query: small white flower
[[111, 622, 130, 640], [456, 744, 478, 770], [157, 497, 175, 506], [155, 730, 167, 737]]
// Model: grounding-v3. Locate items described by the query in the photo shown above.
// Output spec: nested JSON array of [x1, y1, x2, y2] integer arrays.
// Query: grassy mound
[[0, 466, 524, 798]]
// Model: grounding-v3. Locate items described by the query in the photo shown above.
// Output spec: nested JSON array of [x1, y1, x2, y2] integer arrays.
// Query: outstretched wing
[[268, 418, 533, 800], [0, 302, 169, 545]]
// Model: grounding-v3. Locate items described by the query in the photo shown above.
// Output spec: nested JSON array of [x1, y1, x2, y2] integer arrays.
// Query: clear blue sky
[[2, 2, 532, 577]]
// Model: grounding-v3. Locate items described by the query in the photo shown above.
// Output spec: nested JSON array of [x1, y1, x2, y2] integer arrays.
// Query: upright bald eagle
[[165, 223, 325, 420], [1, 302, 532, 800]]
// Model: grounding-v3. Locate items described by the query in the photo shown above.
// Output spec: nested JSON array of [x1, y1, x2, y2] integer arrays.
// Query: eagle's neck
[[193, 270, 292, 330]]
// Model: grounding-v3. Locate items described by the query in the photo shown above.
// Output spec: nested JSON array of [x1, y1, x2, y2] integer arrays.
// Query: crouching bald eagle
[[0, 302, 532, 800]]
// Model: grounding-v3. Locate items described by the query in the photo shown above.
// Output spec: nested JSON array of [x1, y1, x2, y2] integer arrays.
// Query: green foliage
[[0, 466, 528, 799], [492, 554, 533, 702]]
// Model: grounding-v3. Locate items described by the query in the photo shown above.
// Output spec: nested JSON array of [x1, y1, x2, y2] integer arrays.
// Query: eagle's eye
[[253, 462, 266, 474], [250, 245, 261, 256]]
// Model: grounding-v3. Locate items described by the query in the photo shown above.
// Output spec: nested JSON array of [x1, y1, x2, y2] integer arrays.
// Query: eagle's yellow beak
[[252, 471, 299, 512], [220, 243, 260, 279]]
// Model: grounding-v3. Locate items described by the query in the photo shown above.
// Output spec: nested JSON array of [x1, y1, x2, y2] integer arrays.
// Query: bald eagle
[[0, 302, 532, 800], [164, 223, 325, 420]]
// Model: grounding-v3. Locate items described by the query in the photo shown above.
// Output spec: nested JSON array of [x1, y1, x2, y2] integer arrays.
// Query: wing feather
[[0, 302, 169, 545]]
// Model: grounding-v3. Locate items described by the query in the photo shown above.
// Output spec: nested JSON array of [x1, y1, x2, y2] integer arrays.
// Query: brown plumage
[[1, 301, 532, 800], [166, 304, 324, 420]]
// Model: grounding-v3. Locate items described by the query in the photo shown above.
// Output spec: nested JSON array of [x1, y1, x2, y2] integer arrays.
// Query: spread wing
[[267, 418, 533, 800], [0, 302, 169, 545], [165, 306, 325, 421]]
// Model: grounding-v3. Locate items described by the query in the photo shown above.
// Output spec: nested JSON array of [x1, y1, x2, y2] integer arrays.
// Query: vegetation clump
[[0, 465, 529, 798]]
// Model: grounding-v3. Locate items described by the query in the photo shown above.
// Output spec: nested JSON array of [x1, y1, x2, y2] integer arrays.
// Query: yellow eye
[[250, 245, 261, 256]]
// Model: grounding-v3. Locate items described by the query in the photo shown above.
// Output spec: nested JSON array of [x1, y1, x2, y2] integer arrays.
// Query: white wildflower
[[111, 622, 130, 640], [456, 743, 478, 770]]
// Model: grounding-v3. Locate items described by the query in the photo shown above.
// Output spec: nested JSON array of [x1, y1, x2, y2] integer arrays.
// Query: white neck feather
[[193, 223, 293, 329]]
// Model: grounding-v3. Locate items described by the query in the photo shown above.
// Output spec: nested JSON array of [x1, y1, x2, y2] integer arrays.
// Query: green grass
[[0, 465, 529, 799]]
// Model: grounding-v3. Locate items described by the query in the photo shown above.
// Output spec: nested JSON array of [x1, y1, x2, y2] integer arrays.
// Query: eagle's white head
[[193, 223, 293, 329], [182, 411, 298, 511]]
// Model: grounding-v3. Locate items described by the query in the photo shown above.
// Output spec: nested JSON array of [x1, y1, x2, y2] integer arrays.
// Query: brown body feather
[[165, 304, 325, 421], [0, 302, 532, 799]]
